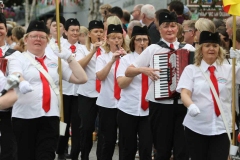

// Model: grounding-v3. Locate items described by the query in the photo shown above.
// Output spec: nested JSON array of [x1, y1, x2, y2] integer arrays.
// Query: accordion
[[153, 49, 194, 100]]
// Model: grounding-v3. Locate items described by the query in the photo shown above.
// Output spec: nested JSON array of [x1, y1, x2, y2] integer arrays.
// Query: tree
[[24, 0, 36, 27]]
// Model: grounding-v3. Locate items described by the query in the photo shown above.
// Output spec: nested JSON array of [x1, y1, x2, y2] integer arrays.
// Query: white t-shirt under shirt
[[177, 60, 240, 135]]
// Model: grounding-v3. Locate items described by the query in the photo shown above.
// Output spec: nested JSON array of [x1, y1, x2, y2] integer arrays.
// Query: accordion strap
[[157, 41, 186, 51]]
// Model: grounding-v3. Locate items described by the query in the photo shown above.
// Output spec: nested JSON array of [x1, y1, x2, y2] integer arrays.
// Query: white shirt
[[132, 38, 195, 104], [96, 51, 118, 108], [8, 50, 72, 119], [62, 42, 82, 96], [0, 71, 6, 92], [117, 52, 149, 116], [77, 44, 105, 98], [176, 60, 240, 135]]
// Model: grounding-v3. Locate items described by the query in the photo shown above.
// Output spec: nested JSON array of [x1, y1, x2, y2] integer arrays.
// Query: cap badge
[[36, 24, 38, 27], [95, 22, 97, 24], [209, 33, 211, 36], [165, 15, 167, 18], [71, 20, 73, 22]]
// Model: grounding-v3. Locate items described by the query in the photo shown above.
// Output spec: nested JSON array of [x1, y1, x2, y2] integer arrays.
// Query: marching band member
[[8, 20, 87, 160], [77, 20, 105, 160], [56, 18, 82, 160], [45, 16, 67, 57], [125, 11, 194, 160], [96, 24, 129, 160], [116, 26, 152, 160], [0, 13, 20, 160], [177, 31, 235, 160]]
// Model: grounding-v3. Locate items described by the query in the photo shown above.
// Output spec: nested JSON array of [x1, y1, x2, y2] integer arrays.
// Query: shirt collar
[[161, 38, 179, 49], [200, 59, 218, 72], [26, 50, 53, 60]]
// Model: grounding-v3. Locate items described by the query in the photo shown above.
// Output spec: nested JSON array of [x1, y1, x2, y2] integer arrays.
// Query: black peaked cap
[[159, 12, 177, 25], [27, 20, 48, 34], [88, 20, 104, 30], [199, 31, 220, 45], [64, 18, 80, 30], [131, 26, 148, 38], [107, 24, 123, 35], [51, 15, 66, 25]]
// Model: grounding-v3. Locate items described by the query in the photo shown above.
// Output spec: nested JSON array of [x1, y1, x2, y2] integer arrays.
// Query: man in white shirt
[[125, 11, 195, 160]]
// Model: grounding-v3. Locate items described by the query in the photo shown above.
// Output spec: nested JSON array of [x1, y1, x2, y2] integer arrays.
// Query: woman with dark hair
[[116, 25, 152, 160]]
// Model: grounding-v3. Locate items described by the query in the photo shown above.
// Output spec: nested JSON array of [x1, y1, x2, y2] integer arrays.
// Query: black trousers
[[78, 94, 98, 160], [12, 116, 59, 160], [149, 101, 188, 160], [117, 109, 152, 160], [0, 111, 17, 160], [185, 127, 230, 160], [98, 106, 118, 160], [56, 95, 81, 159]]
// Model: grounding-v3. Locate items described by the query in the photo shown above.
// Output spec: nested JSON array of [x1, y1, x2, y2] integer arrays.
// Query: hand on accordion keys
[[188, 104, 200, 117], [141, 67, 160, 81], [230, 47, 240, 59]]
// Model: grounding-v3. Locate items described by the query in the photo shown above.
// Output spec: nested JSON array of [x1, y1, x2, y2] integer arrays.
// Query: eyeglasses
[[29, 35, 47, 40], [182, 30, 193, 35], [135, 38, 149, 42]]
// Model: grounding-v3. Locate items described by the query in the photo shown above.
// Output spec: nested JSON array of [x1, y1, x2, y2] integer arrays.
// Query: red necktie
[[96, 48, 101, 92], [36, 56, 51, 112], [170, 43, 174, 50], [141, 74, 149, 110], [0, 48, 3, 57], [114, 59, 121, 100], [70, 45, 76, 53], [208, 66, 220, 116]]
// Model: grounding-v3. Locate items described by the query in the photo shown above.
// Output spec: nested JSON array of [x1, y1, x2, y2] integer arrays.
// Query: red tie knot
[[170, 43, 174, 49], [208, 66, 215, 73], [70, 45, 76, 53], [35, 56, 46, 63]]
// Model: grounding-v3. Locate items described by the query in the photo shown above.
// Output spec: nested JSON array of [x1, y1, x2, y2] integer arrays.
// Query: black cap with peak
[[107, 24, 123, 35], [131, 26, 148, 38], [51, 15, 66, 25], [64, 18, 80, 31], [199, 31, 220, 45], [88, 20, 104, 31], [26, 20, 48, 34], [159, 12, 177, 25]]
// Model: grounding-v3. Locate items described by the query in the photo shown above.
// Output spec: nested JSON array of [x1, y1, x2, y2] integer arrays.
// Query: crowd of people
[[0, 1, 240, 160]]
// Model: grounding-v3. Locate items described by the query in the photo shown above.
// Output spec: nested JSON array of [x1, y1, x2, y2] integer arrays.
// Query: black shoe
[[65, 153, 71, 159], [58, 154, 66, 160]]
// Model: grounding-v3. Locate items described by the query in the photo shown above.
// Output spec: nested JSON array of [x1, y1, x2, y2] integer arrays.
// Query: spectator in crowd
[[131, 4, 144, 21], [11, 26, 25, 51], [182, 20, 196, 46], [6, 28, 16, 49], [99, 4, 112, 21], [213, 18, 225, 29], [79, 26, 88, 45], [141, 4, 160, 44], [127, 20, 142, 38], [168, 0, 185, 24], [217, 26, 231, 52], [183, 5, 191, 20], [122, 10, 131, 28], [46, 17, 52, 29], [177, 23, 184, 43], [14, 38, 26, 53], [226, 16, 240, 40]]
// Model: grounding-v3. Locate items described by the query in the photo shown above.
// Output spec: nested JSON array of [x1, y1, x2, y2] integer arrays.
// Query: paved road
[[55, 140, 141, 160]]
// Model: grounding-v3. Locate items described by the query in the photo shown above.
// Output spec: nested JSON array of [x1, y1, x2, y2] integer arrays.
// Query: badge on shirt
[[218, 77, 227, 84], [47, 62, 58, 68]]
